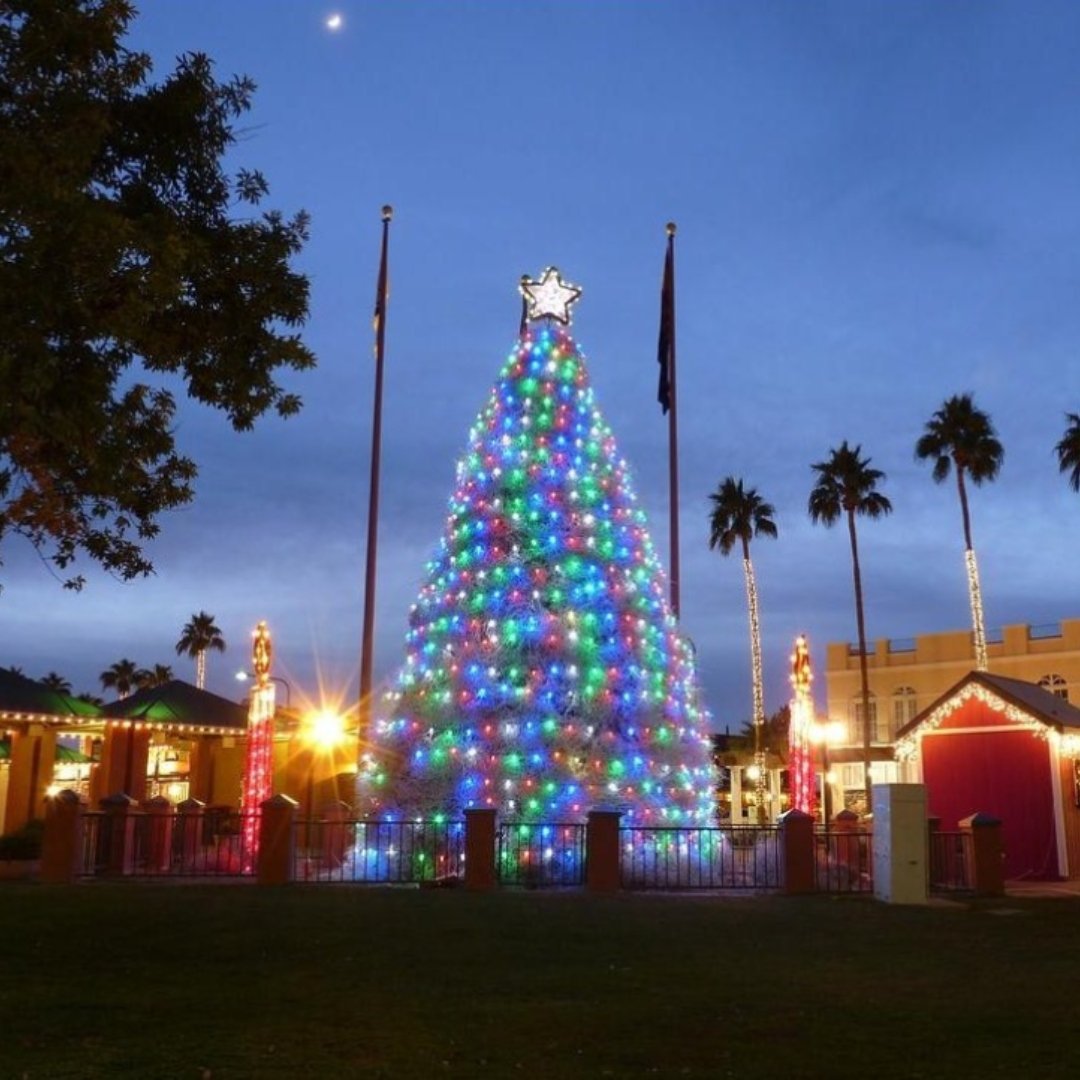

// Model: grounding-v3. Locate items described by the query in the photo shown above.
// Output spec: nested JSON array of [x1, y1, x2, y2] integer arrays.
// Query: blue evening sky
[[4, 1, 1079, 729]]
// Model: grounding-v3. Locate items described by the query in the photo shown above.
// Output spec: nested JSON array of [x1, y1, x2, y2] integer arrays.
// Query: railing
[[815, 827, 873, 893], [928, 830, 972, 893], [79, 809, 256, 878], [619, 825, 782, 890], [497, 822, 586, 887], [293, 818, 465, 884]]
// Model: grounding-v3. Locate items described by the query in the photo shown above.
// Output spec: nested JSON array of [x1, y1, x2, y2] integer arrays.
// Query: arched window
[[893, 687, 918, 733], [1039, 674, 1068, 700]]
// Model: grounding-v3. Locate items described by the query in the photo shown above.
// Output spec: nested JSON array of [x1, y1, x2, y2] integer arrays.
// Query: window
[[1039, 674, 1068, 700], [840, 764, 865, 789], [893, 687, 918, 734], [853, 694, 881, 743]]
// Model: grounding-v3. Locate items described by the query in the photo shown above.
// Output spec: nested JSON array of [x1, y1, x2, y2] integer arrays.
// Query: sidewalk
[[1006, 878, 1080, 899]]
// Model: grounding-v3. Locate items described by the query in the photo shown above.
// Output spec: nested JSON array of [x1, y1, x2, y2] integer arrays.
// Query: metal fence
[[815, 827, 873, 893], [79, 809, 256, 878], [620, 825, 782, 890], [928, 830, 973, 893], [497, 822, 586, 887], [293, 818, 465, 884]]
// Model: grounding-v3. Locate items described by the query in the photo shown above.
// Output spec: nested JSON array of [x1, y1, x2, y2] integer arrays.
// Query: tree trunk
[[847, 509, 873, 811], [196, 651, 206, 691], [742, 541, 767, 822], [956, 467, 988, 670]]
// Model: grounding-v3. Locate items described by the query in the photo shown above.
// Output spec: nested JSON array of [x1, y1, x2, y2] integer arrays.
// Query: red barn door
[[921, 730, 1060, 879]]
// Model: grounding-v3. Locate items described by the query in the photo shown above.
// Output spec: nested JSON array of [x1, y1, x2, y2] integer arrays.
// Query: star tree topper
[[520, 266, 582, 325]]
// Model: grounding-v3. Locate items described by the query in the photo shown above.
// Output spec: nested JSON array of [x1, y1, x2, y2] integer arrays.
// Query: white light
[[326, 13, 343, 31]]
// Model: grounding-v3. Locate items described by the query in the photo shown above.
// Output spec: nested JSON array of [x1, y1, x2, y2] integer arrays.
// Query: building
[[894, 671, 1080, 879], [822, 619, 1080, 813]]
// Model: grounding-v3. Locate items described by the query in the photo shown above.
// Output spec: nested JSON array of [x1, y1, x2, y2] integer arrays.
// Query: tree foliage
[[1057, 412, 1080, 493], [707, 476, 777, 559], [0, 0, 314, 589]]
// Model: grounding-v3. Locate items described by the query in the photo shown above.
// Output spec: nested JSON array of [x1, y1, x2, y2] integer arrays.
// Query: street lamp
[[235, 670, 292, 708], [810, 719, 845, 825], [302, 709, 347, 846]]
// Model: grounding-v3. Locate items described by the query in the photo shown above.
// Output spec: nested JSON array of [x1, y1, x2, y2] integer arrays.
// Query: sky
[[3, 0, 1080, 730]]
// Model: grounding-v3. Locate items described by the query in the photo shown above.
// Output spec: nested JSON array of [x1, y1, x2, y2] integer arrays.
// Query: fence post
[[320, 801, 351, 871], [779, 808, 815, 894], [586, 810, 622, 893], [176, 798, 205, 869], [40, 790, 85, 884], [959, 812, 1005, 898], [101, 792, 138, 876], [464, 808, 497, 891], [257, 794, 297, 885], [145, 796, 174, 873]]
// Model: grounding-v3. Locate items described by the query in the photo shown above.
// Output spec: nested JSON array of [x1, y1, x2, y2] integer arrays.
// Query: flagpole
[[360, 205, 393, 739], [665, 222, 681, 619]]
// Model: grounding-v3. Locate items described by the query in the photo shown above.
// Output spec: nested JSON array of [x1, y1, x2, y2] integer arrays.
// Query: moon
[[326, 13, 343, 31]]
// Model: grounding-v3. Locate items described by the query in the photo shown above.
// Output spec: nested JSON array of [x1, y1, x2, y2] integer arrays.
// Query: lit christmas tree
[[361, 268, 715, 825]]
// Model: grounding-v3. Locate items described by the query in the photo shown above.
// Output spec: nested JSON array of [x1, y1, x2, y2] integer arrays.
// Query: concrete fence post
[[585, 810, 622, 893], [464, 808, 497, 891], [779, 809, 815, 894], [40, 790, 85, 884], [176, 798, 206, 869], [257, 794, 297, 885], [959, 812, 1005, 898], [320, 801, 352, 871], [145, 795, 174, 873], [100, 792, 139, 876]]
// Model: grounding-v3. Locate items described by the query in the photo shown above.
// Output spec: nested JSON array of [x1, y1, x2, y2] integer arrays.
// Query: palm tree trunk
[[196, 650, 206, 691], [847, 509, 873, 811], [741, 542, 767, 822], [956, 469, 988, 671]]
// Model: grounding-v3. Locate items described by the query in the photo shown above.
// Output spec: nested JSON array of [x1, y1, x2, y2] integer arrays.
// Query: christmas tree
[[362, 268, 714, 825]]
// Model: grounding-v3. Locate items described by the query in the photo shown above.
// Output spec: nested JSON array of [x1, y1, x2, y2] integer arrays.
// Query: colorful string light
[[361, 317, 715, 824], [787, 634, 816, 817]]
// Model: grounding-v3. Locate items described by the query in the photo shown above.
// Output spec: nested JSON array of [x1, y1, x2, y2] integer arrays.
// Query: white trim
[[1050, 740, 1069, 878], [922, 724, 1040, 738]]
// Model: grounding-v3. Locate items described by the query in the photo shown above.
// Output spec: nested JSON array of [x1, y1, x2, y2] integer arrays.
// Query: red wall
[[922, 729, 1060, 879]]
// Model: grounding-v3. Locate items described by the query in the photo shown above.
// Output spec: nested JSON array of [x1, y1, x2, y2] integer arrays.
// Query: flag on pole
[[657, 227, 675, 414], [372, 204, 392, 350]]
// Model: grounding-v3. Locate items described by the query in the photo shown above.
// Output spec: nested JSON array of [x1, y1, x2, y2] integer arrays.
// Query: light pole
[[302, 710, 347, 845], [235, 670, 292, 708], [811, 720, 845, 825]]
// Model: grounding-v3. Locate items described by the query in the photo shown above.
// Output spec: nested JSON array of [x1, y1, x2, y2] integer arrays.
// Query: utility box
[[872, 783, 928, 904]]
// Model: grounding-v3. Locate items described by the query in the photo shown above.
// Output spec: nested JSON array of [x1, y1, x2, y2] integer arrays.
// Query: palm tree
[[708, 476, 778, 820], [175, 611, 225, 690], [135, 664, 174, 690], [100, 659, 140, 700], [1056, 412, 1080, 492], [915, 393, 1003, 671], [809, 441, 892, 805], [39, 671, 72, 693]]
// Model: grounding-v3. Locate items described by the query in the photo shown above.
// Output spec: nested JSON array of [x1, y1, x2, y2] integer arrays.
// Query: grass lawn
[[1, 883, 1078, 1079]]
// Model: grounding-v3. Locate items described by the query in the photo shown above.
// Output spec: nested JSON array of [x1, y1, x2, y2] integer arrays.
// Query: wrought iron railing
[[928, 830, 972, 893], [78, 809, 256, 878], [496, 822, 586, 887], [293, 818, 465, 884], [815, 827, 873, 893], [620, 825, 782, 890]]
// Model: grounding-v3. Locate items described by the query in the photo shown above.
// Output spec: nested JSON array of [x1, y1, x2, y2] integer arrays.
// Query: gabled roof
[[895, 670, 1080, 759], [0, 668, 101, 721], [101, 680, 248, 733]]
